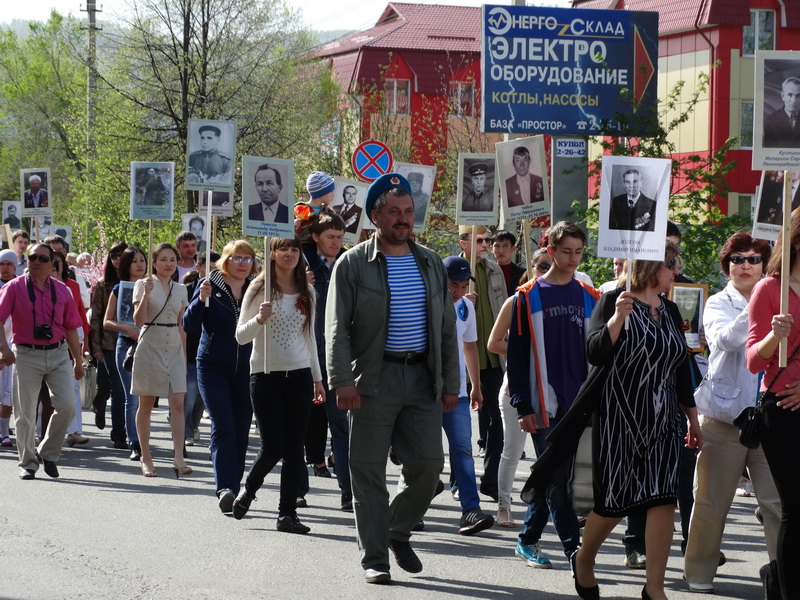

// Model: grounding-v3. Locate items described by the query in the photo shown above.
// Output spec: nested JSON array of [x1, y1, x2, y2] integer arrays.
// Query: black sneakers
[[388, 538, 422, 573], [458, 508, 494, 535], [232, 490, 256, 520], [276, 515, 310, 534]]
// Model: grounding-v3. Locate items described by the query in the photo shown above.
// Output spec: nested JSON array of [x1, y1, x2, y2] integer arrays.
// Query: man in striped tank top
[[326, 173, 460, 585]]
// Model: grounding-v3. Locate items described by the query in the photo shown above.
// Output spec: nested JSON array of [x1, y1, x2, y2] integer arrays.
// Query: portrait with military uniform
[[456, 152, 498, 226], [185, 119, 237, 192]]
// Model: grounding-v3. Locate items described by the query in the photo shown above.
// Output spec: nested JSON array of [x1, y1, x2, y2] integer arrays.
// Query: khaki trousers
[[684, 415, 781, 584], [12, 343, 75, 471]]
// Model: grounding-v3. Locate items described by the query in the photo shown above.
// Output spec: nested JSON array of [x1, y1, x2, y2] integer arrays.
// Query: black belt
[[383, 351, 427, 366], [17, 340, 65, 350], [145, 323, 177, 327]]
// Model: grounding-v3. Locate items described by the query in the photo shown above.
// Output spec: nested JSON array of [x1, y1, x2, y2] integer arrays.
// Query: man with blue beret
[[326, 173, 460, 584]]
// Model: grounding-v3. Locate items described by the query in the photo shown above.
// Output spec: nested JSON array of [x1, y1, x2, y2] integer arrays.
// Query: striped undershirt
[[385, 254, 428, 353]]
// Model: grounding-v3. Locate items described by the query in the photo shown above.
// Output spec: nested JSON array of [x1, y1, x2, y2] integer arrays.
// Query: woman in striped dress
[[572, 243, 701, 600]]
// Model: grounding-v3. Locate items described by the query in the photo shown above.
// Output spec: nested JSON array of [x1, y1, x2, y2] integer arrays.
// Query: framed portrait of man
[[241, 156, 294, 239], [456, 153, 498, 226], [331, 177, 368, 246], [753, 50, 800, 170], [20, 168, 53, 219], [52, 225, 72, 250], [496, 136, 550, 224], [752, 170, 800, 241], [669, 283, 708, 352], [394, 162, 436, 234], [185, 119, 237, 192], [198, 190, 234, 218], [597, 155, 671, 261], [182, 213, 208, 253], [3, 201, 22, 232], [130, 162, 175, 221]]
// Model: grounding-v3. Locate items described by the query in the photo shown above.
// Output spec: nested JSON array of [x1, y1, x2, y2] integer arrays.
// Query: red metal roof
[[316, 3, 480, 58], [571, 0, 800, 33]]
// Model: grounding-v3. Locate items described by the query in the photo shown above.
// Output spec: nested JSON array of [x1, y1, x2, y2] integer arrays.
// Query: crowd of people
[[0, 170, 794, 598]]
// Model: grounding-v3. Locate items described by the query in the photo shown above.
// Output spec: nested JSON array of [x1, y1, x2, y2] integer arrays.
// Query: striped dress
[[593, 297, 687, 517]]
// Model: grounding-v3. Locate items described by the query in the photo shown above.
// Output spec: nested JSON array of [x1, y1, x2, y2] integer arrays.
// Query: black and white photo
[[241, 156, 294, 239], [496, 136, 549, 223], [185, 119, 237, 192], [130, 162, 175, 220], [456, 152, 498, 225]]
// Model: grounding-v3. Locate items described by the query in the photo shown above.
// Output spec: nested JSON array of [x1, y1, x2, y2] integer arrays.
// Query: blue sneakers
[[515, 542, 553, 569]]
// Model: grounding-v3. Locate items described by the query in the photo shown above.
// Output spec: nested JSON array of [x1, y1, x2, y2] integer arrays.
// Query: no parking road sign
[[352, 140, 393, 182]]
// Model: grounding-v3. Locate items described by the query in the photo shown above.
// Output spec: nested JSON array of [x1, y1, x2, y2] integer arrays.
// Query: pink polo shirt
[[0, 275, 82, 345]]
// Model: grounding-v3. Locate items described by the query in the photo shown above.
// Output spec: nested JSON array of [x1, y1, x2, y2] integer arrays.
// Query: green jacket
[[325, 234, 460, 399]]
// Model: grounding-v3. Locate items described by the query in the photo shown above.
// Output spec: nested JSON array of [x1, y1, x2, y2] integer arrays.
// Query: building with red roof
[[316, 3, 490, 170]]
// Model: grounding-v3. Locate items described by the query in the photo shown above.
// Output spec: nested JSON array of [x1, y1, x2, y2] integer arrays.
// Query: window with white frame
[[743, 10, 775, 56], [448, 81, 475, 117], [740, 101, 754, 148], [384, 79, 410, 115]]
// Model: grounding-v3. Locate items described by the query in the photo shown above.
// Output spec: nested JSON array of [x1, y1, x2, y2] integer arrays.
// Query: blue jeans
[[518, 418, 580, 557], [115, 335, 139, 445], [103, 348, 126, 442], [442, 395, 480, 511]]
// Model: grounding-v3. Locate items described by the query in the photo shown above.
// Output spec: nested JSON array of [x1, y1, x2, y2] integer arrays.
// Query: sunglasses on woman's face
[[729, 255, 762, 265], [664, 257, 677, 270], [535, 262, 551, 272]]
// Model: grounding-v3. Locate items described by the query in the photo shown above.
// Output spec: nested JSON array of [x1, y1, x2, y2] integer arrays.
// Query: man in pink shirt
[[0, 243, 84, 480]]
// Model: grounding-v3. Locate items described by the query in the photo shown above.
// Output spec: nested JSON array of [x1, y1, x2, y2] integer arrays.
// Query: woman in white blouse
[[232, 236, 324, 533]]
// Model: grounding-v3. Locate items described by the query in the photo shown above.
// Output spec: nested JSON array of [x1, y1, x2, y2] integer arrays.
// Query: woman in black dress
[[572, 243, 701, 600]]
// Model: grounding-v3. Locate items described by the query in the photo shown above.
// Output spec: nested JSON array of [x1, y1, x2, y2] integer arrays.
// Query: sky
[[2, 0, 572, 32]]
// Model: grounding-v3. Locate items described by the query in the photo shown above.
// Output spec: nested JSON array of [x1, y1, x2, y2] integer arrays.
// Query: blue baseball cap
[[443, 256, 474, 282]]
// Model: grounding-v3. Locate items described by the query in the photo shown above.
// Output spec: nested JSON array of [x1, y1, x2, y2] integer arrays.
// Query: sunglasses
[[475, 237, 490, 245], [535, 262, 551, 272], [28, 254, 52, 263], [665, 257, 677, 270], [729, 255, 763, 265], [228, 256, 254, 264], [109, 252, 121, 260]]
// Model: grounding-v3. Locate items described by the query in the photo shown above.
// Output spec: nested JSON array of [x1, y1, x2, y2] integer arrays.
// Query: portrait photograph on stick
[[331, 177, 368, 245], [20, 168, 52, 219], [198, 190, 234, 218], [129, 162, 175, 221], [394, 162, 436, 233], [496, 135, 549, 223], [456, 152, 498, 226], [753, 50, 800, 171], [182, 213, 208, 252], [597, 155, 671, 260], [241, 156, 294, 239], [752, 170, 800, 241], [185, 119, 237, 192], [3, 202, 21, 231]]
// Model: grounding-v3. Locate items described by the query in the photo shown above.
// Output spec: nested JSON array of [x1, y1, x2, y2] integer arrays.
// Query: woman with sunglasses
[[232, 236, 325, 533], [130, 243, 190, 478], [88, 241, 127, 444], [103, 247, 148, 461], [51, 251, 91, 447], [683, 232, 778, 594], [746, 209, 800, 596], [572, 242, 701, 600], [488, 247, 549, 528], [183, 240, 257, 513]]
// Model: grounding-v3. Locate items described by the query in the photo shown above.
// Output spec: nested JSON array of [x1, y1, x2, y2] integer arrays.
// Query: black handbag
[[121, 283, 172, 372], [733, 399, 763, 449], [734, 344, 800, 449]]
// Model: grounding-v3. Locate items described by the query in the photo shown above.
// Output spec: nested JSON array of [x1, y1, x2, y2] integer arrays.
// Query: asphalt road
[[0, 407, 770, 600]]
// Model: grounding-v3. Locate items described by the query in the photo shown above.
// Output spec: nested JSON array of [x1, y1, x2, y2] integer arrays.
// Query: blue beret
[[365, 173, 412, 224]]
